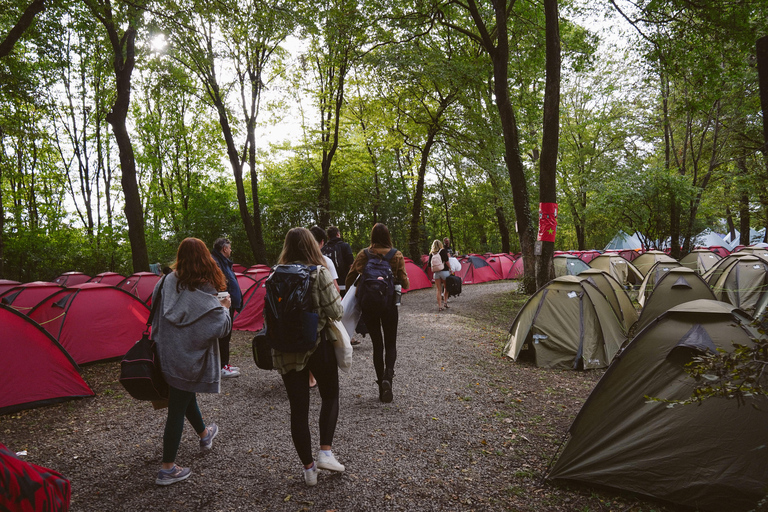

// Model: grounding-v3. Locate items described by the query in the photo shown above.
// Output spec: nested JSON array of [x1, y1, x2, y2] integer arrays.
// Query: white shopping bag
[[449, 257, 462, 272], [340, 279, 361, 339]]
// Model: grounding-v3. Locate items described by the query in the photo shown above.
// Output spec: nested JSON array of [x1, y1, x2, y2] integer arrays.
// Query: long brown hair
[[172, 237, 227, 291], [370, 223, 393, 248], [278, 227, 326, 267]]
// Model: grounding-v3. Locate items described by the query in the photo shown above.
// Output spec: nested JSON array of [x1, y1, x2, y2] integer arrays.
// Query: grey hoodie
[[151, 272, 231, 393]]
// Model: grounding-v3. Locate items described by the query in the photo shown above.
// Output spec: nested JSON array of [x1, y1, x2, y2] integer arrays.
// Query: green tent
[[587, 254, 643, 289], [637, 260, 683, 306], [503, 276, 627, 369], [632, 250, 677, 277], [709, 256, 768, 316], [577, 269, 638, 333], [702, 252, 768, 284], [678, 249, 721, 274], [552, 255, 590, 277], [634, 267, 716, 332], [547, 300, 768, 512]]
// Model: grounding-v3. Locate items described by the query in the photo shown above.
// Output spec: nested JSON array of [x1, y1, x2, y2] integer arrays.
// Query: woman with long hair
[[151, 237, 232, 486], [345, 223, 409, 403], [273, 227, 344, 486], [430, 239, 451, 311]]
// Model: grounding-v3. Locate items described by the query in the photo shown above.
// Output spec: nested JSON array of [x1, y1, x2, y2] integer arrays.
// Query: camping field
[[1, 281, 688, 511]]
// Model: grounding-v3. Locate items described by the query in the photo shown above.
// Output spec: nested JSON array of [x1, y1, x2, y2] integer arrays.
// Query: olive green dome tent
[[709, 255, 768, 316], [587, 254, 643, 289], [503, 276, 627, 369], [678, 248, 721, 274], [576, 269, 638, 333], [632, 250, 677, 277], [552, 255, 590, 277], [634, 267, 716, 332], [637, 260, 683, 307], [547, 300, 768, 512]]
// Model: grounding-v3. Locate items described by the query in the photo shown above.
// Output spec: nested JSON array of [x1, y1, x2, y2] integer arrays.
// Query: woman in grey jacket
[[151, 237, 232, 486]]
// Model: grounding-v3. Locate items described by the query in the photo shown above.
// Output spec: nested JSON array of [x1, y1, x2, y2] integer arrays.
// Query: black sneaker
[[380, 380, 392, 403]]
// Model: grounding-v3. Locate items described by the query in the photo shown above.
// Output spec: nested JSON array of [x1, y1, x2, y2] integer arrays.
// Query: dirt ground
[[1, 281, 684, 511]]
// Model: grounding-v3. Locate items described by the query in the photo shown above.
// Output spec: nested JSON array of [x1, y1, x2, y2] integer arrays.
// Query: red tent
[[402, 257, 432, 292], [53, 272, 92, 286], [0, 304, 94, 415], [89, 272, 127, 286], [117, 272, 161, 304], [232, 263, 247, 273], [0, 282, 65, 314], [703, 245, 731, 258], [245, 268, 271, 282], [28, 283, 150, 364], [605, 249, 643, 262], [0, 279, 21, 294], [485, 253, 516, 279], [508, 257, 524, 279], [455, 255, 501, 284], [236, 273, 259, 295], [233, 277, 267, 331], [574, 250, 603, 263], [247, 264, 271, 272]]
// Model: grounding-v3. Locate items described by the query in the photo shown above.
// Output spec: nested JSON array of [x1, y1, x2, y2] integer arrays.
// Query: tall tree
[[84, 0, 148, 271]]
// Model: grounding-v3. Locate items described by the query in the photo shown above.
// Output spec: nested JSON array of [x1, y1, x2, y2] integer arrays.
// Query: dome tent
[[0, 279, 21, 294], [637, 260, 683, 307], [0, 304, 94, 414], [485, 253, 516, 280], [632, 250, 677, 277], [634, 267, 716, 332], [233, 276, 267, 332], [679, 248, 721, 273], [453, 255, 500, 284], [552, 254, 590, 277], [503, 276, 627, 369], [588, 254, 643, 289], [28, 283, 150, 365], [402, 257, 432, 292], [576, 270, 638, 333], [117, 272, 161, 304], [709, 255, 768, 316], [547, 300, 768, 512], [0, 282, 65, 314], [53, 272, 92, 286], [89, 272, 127, 285]]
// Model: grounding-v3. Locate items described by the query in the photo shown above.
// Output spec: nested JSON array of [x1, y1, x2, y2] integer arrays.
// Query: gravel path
[[1, 281, 679, 511]]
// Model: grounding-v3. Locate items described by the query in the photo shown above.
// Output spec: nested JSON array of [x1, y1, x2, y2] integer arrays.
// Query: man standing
[[211, 238, 243, 378], [323, 226, 354, 297], [443, 238, 454, 256]]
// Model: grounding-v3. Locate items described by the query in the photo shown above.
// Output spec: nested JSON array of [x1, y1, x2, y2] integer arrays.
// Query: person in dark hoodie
[[151, 237, 232, 486], [211, 238, 243, 378]]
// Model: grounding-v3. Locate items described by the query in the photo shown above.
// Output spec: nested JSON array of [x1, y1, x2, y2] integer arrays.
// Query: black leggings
[[361, 304, 398, 382], [280, 339, 339, 466], [163, 386, 205, 463], [218, 307, 234, 367]]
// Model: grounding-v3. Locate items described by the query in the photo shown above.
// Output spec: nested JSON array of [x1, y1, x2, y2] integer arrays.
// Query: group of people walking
[[148, 223, 410, 488]]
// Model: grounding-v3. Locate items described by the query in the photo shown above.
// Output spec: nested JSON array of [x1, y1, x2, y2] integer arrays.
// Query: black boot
[[380, 369, 393, 403]]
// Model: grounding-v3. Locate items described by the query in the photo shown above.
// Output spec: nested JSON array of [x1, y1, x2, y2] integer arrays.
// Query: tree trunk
[[408, 128, 439, 261], [0, 0, 46, 58], [247, 123, 267, 263], [92, 4, 148, 272], [536, 0, 560, 289], [757, 36, 768, 242], [482, 0, 536, 293]]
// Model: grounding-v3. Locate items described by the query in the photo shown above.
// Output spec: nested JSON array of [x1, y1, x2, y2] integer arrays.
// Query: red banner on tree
[[537, 203, 558, 242]]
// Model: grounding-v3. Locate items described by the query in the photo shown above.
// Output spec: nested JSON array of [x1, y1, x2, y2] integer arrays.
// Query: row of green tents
[[502, 251, 768, 511]]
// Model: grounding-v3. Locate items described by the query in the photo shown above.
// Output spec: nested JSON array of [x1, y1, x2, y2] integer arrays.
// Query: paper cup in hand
[[217, 292, 230, 302]]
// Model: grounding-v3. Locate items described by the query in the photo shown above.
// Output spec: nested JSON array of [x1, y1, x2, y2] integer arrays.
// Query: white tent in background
[[723, 228, 766, 248], [604, 231, 643, 251], [693, 229, 730, 249]]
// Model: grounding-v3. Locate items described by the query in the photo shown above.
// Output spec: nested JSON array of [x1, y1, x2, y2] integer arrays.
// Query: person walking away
[[211, 238, 243, 378], [151, 237, 232, 485], [323, 226, 354, 297], [443, 238, 454, 256], [345, 223, 409, 403], [430, 239, 451, 311], [307, 225, 339, 388], [271, 227, 345, 486]]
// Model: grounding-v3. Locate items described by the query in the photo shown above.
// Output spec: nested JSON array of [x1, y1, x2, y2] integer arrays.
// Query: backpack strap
[[145, 274, 167, 335], [383, 248, 397, 261]]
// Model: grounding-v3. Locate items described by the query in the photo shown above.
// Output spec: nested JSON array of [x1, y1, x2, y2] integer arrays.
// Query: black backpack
[[358, 248, 397, 312], [263, 264, 320, 353]]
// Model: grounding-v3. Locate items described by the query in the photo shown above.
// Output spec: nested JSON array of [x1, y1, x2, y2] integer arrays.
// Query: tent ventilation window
[[671, 277, 692, 289], [667, 324, 717, 366], [53, 294, 73, 309], [2, 291, 21, 305]]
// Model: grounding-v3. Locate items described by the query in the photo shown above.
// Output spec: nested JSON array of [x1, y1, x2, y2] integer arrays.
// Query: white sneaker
[[316, 451, 345, 472], [221, 365, 240, 378], [303, 463, 318, 486]]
